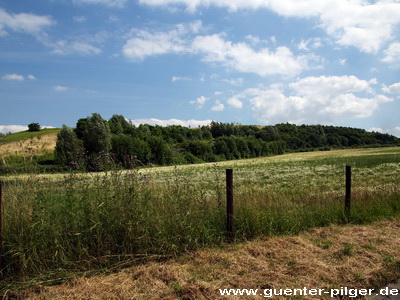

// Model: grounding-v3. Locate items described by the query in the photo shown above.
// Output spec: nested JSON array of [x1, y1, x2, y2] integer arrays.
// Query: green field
[[1, 147, 399, 286]]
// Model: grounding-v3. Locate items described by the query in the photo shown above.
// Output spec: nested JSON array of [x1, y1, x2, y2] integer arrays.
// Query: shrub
[[27, 123, 41, 132]]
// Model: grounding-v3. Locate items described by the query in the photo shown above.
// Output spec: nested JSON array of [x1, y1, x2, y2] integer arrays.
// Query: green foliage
[[54, 125, 83, 167], [52, 113, 400, 172], [147, 136, 173, 165], [82, 113, 112, 155], [109, 114, 132, 135], [27, 123, 41, 132]]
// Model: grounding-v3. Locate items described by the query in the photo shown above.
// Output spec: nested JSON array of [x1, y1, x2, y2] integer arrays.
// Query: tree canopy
[[54, 113, 400, 171]]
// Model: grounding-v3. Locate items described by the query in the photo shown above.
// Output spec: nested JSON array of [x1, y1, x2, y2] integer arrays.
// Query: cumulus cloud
[[0, 8, 55, 36], [227, 96, 243, 109], [0, 125, 28, 134], [122, 22, 314, 77], [190, 96, 208, 109], [211, 100, 224, 111], [130, 118, 212, 127], [122, 21, 202, 61], [382, 82, 400, 95], [382, 42, 400, 65], [138, 0, 400, 53], [231, 75, 392, 125], [369, 126, 400, 138], [2, 74, 24, 81], [192, 34, 313, 77]]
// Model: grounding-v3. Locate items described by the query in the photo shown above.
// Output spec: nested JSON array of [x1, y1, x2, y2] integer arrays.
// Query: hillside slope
[[0, 129, 59, 159]]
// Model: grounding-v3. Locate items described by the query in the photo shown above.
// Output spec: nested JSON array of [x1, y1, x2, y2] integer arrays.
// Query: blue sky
[[1, 0, 400, 136]]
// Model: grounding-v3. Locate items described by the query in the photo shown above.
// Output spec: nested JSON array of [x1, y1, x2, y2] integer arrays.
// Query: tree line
[[55, 113, 400, 171]]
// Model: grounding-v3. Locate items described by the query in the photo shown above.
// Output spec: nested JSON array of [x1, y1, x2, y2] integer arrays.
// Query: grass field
[[1, 147, 399, 290]]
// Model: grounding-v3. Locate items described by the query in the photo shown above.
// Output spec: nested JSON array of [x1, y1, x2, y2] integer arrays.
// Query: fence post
[[345, 165, 351, 217], [226, 169, 234, 242], [0, 182, 3, 275]]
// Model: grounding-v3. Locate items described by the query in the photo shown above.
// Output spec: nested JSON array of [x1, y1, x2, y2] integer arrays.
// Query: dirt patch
[[9, 218, 400, 299]]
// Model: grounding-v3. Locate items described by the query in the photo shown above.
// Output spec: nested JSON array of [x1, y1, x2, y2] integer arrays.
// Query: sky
[[0, 0, 400, 136]]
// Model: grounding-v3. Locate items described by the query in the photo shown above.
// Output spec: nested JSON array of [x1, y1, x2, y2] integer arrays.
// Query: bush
[[27, 123, 41, 132]]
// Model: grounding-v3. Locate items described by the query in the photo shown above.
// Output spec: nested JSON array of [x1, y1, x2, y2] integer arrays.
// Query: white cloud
[[54, 85, 69, 92], [382, 82, 400, 95], [48, 40, 102, 55], [0, 8, 54, 36], [130, 118, 212, 127], [190, 95, 208, 109], [227, 96, 243, 109], [73, 0, 127, 8], [2, 74, 37, 81], [122, 21, 202, 61], [192, 34, 313, 77], [222, 77, 244, 86], [0, 125, 28, 134], [211, 100, 224, 111], [172, 76, 191, 82], [73, 16, 87, 23], [2, 74, 24, 81], [382, 42, 400, 65], [369, 126, 400, 138], [122, 22, 315, 77], [297, 38, 323, 51], [139, 0, 400, 53], [231, 75, 392, 125]]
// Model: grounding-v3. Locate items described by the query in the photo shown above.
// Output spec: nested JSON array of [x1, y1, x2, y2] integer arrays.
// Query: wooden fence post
[[0, 182, 3, 275], [226, 169, 234, 242], [345, 165, 351, 217]]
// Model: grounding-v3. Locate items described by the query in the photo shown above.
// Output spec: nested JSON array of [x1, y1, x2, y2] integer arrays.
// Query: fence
[[224, 166, 352, 241], [0, 166, 353, 257]]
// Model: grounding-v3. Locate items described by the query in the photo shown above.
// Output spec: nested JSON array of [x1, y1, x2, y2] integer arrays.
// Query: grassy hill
[[0, 128, 59, 159]]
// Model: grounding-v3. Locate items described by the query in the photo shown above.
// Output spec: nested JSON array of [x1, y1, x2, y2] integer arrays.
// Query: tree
[[81, 113, 112, 155], [147, 136, 173, 165], [55, 125, 83, 167], [28, 123, 41, 132], [109, 114, 132, 135]]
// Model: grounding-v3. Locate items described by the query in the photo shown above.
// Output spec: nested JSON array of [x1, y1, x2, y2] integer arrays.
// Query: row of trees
[[55, 113, 400, 171]]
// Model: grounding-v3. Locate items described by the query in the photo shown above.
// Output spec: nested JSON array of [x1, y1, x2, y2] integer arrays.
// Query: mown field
[[1, 147, 399, 291]]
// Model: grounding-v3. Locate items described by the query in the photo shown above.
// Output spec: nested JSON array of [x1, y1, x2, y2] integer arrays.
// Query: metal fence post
[[226, 169, 234, 242]]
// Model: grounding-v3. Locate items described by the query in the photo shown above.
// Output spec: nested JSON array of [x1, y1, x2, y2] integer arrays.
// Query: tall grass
[[1, 148, 399, 283]]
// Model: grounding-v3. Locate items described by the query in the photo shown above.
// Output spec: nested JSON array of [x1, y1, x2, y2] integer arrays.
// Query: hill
[[0, 128, 59, 159]]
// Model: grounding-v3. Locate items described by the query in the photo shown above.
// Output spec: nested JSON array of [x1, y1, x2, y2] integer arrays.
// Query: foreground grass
[[9, 218, 400, 299], [0, 147, 399, 291]]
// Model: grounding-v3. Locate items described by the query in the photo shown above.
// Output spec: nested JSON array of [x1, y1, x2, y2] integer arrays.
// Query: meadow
[[1, 147, 399, 288]]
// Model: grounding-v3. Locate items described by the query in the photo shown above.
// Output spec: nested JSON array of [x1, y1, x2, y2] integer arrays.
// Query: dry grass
[[11, 218, 400, 300], [0, 133, 58, 158]]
